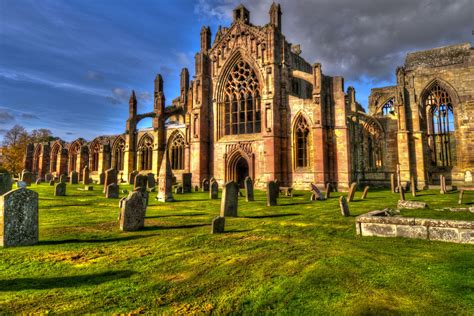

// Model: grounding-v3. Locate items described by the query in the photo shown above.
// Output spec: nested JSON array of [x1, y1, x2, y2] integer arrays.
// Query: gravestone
[[134, 174, 148, 192], [16, 181, 27, 189], [244, 177, 254, 202], [60, 174, 67, 184], [44, 173, 52, 182], [465, 171, 473, 184], [210, 180, 219, 199], [182, 173, 192, 193], [119, 191, 146, 231], [274, 179, 280, 197], [55, 182, 66, 196], [220, 181, 239, 217], [390, 173, 396, 193], [82, 166, 90, 185], [211, 216, 225, 234], [85, 185, 93, 191], [106, 183, 119, 199], [103, 168, 118, 193], [347, 182, 357, 202], [396, 164, 402, 193], [324, 183, 332, 199], [0, 173, 12, 195], [157, 152, 174, 202], [174, 185, 183, 194], [310, 183, 325, 201], [49, 180, 55, 186], [35, 179, 41, 185], [339, 196, 350, 217], [202, 178, 210, 192], [21, 170, 33, 186], [70, 171, 78, 184], [0, 188, 39, 247], [194, 185, 199, 192], [129, 171, 138, 185], [440, 175, 447, 194], [361, 186, 369, 200], [266, 181, 278, 206], [398, 200, 427, 209], [99, 172, 105, 185], [399, 185, 405, 201], [147, 173, 156, 189], [410, 175, 417, 197]]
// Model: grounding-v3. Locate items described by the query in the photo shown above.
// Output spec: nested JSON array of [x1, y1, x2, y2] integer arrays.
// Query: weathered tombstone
[[310, 183, 325, 201], [106, 183, 119, 199], [202, 178, 210, 192], [21, 170, 33, 186], [274, 179, 280, 197], [390, 173, 396, 193], [103, 168, 118, 193], [398, 200, 427, 209], [60, 174, 67, 184], [440, 175, 447, 194], [266, 181, 278, 206], [410, 175, 417, 197], [82, 166, 90, 185], [220, 181, 239, 217], [324, 183, 332, 199], [0, 188, 39, 247], [157, 151, 174, 202], [49, 180, 55, 186], [134, 174, 148, 192], [458, 189, 464, 205], [182, 173, 192, 193], [244, 176, 254, 202], [399, 185, 405, 201], [146, 173, 156, 189], [70, 171, 78, 184], [44, 173, 52, 182], [55, 182, 66, 197], [465, 171, 473, 184], [211, 216, 225, 234], [99, 172, 105, 185], [347, 182, 357, 202], [339, 196, 350, 217], [119, 191, 146, 231], [174, 186, 183, 194], [361, 186, 369, 200], [129, 171, 138, 185], [396, 164, 402, 193], [35, 178, 41, 185], [16, 181, 27, 189], [210, 180, 219, 199], [0, 173, 12, 195]]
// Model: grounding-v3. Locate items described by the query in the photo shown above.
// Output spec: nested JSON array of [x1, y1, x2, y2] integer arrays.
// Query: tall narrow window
[[222, 60, 261, 136], [425, 84, 455, 167], [113, 138, 125, 171], [294, 116, 310, 168], [91, 142, 100, 172], [169, 133, 185, 170], [138, 135, 153, 171], [381, 98, 395, 116], [33, 145, 41, 173], [50, 144, 60, 174], [69, 143, 81, 172]]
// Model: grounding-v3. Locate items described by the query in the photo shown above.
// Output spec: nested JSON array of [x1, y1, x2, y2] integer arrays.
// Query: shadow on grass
[[39, 234, 157, 245], [225, 229, 254, 233], [142, 223, 210, 231], [242, 213, 301, 219], [146, 212, 207, 219], [281, 202, 313, 206], [173, 198, 211, 202], [0, 270, 134, 291]]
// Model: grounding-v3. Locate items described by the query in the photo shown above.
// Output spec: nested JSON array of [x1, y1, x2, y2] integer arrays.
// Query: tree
[[30, 129, 56, 143], [2, 125, 29, 175]]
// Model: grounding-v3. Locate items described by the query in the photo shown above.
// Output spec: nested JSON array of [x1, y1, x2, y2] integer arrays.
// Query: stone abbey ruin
[[23, 4, 474, 191]]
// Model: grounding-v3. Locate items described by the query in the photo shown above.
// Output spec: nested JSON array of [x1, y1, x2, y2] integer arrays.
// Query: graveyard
[[1, 182, 473, 314]]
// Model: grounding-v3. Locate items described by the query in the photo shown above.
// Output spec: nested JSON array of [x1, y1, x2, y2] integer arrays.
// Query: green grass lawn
[[1, 184, 473, 314]]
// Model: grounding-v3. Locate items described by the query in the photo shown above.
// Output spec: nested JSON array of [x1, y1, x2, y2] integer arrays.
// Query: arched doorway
[[235, 157, 249, 188]]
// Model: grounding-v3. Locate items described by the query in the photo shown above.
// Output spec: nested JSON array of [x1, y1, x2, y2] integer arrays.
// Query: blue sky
[[0, 0, 472, 141]]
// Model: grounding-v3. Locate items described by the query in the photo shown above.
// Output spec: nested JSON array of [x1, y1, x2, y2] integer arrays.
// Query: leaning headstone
[[35, 179, 41, 185], [146, 173, 156, 190], [210, 180, 219, 199], [70, 171, 78, 184], [21, 170, 33, 186], [324, 183, 332, 199], [390, 173, 396, 193], [103, 168, 118, 193], [310, 183, 325, 201], [347, 182, 357, 202], [99, 172, 105, 185], [134, 174, 148, 192], [398, 200, 427, 209], [82, 166, 90, 185], [119, 191, 146, 231], [339, 196, 350, 217], [220, 181, 239, 217], [361, 186, 369, 200], [55, 182, 66, 196], [399, 185, 406, 201], [266, 181, 278, 206], [106, 183, 119, 199], [44, 173, 52, 182], [410, 175, 417, 197], [157, 151, 174, 202], [0, 188, 39, 247], [244, 177, 254, 202], [211, 216, 225, 234], [0, 173, 12, 195], [60, 174, 67, 184], [49, 180, 55, 186], [16, 181, 27, 189], [129, 171, 138, 185], [182, 173, 192, 193], [202, 178, 210, 192]]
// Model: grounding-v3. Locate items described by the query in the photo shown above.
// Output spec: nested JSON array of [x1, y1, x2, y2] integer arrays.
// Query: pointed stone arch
[[137, 133, 154, 171], [292, 112, 312, 170], [111, 136, 126, 171], [167, 130, 186, 170]]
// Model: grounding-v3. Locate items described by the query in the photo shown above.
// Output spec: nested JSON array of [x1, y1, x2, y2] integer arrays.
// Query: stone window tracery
[[294, 116, 310, 168], [113, 139, 125, 171], [223, 60, 261, 135], [138, 135, 153, 171], [50, 144, 60, 174], [69, 143, 81, 172], [169, 133, 185, 170], [91, 142, 100, 172]]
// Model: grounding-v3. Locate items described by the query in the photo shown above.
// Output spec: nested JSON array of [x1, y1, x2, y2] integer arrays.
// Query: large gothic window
[[113, 139, 125, 171], [169, 133, 185, 170], [50, 144, 60, 174], [69, 143, 81, 172], [223, 60, 261, 135], [425, 84, 455, 167], [381, 98, 395, 116], [294, 116, 310, 168], [91, 142, 100, 172], [138, 135, 153, 171]]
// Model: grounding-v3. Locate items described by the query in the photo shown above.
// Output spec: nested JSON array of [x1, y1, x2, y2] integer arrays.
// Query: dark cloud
[[65, 132, 74, 135], [195, 0, 472, 82], [0, 110, 15, 123], [21, 113, 39, 120]]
